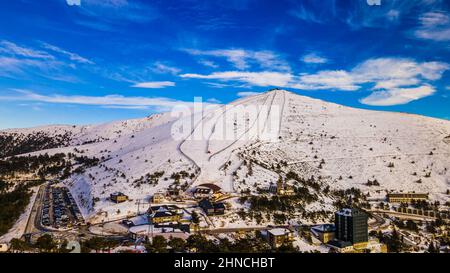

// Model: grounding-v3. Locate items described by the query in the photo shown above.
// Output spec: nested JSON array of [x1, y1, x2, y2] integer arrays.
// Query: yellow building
[[110, 192, 128, 203], [149, 211, 181, 224], [152, 192, 165, 204], [328, 238, 387, 253], [267, 228, 294, 248], [310, 224, 336, 243], [387, 193, 428, 203]]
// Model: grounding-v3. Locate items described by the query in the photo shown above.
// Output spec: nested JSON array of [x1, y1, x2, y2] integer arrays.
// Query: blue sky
[[0, 0, 449, 129]]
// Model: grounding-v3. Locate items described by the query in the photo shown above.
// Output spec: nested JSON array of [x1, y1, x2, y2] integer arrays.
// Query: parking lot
[[41, 185, 84, 229]]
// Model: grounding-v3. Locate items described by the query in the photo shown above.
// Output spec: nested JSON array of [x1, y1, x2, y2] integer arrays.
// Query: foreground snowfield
[[2, 90, 450, 222]]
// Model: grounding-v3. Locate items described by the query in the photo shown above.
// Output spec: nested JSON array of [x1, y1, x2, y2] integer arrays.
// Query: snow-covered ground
[[1, 90, 449, 225]]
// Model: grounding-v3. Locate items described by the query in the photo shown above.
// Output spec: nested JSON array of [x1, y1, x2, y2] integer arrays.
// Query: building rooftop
[[268, 228, 290, 236], [128, 215, 149, 226], [152, 210, 177, 218], [111, 192, 126, 196], [387, 192, 429, 197], [336, 208, 365, 217], [148, 205, 181, 214], [195, 188, 212, 194], [197, 183, 222, 192]]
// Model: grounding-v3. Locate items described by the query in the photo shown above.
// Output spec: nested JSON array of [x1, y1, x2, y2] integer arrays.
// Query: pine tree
[[428, 242, 439, 253]]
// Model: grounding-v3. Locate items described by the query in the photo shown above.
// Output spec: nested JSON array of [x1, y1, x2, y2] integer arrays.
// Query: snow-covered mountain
[[1, 90, 449, 222]]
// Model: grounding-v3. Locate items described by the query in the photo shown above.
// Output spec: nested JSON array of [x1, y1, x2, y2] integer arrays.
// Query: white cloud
[[0, 40, 91, 82], [66, 0, 81, 6], [289, 4, 324, 24], [206, 98, 221, 104], [131, 81, 175, 88], [0, 55, 71, 82], [414, 12, 450, 41], [181, 71, 293, 87], [151, 62, 181, 75], [386, 10, 400, 21], [183, 48, 290, 71], [419, 61, 450, 80], [296, 70, 358, 91], [1, 89, 192, 110], [198, 59, 219, 68], [301, 53, 328, 64], [184, 49, 248, 69], [0, 56, 45, 74], [419, 11, 449, 27], [0, 41, 53, 59], [373, 78, 420, 89], [237, 91, 261, 97], [71, 0, 158, 31], [204, 82, 233, 88], [84, 0, 128, 8], [351, 58, 449, 82], [40, 42, 94, 64], [101, 105, 150, 110], [181, 57, 448, 106], [360, 85, 436, 106]]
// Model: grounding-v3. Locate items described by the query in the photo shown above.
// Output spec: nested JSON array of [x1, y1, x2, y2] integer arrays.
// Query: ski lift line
[[208, 92, 274, 161], [278, 90, 286, 135], [258, 89, 279, 139], [208, 92, 273, 161], [205, 92, 268, 153], [177, 93, 264, 175]]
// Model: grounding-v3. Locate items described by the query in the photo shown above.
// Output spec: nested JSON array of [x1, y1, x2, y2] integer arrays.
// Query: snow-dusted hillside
[[1, 90, 449, 222]]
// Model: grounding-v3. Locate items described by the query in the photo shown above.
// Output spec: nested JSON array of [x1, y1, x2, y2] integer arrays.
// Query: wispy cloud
[[414, 11, 450, 41], [1, 89, 193, 110], [101, 105, 150, 110], [0, 40, 90, 82], [0, 56, 48, 75], [289, 0, 426, 30], [295, 70, 358, 91], [184, 48, 247, 70], [66, 0, 81, 6], [71, 0, 159, 30], [237, 91, 261, 97], [204, 82, 233, 89], [0, 40, 53, 59], [151, 62, 181, 75], [360, 85, 436, 106], [301, 53, 328, 64], [198, 59, 219, 68], [206, 98, 221, 104], [40, 42, 94, 64], [289, 2, 326, 24], [183, 48, 290, 72], [181, 71, 293, 88], [132, 81, 175, 89]]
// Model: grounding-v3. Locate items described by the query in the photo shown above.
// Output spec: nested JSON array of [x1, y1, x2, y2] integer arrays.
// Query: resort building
[[386, 193, 429, 203], [110, 192, 129, 203], [335, 208, 368, 245]]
